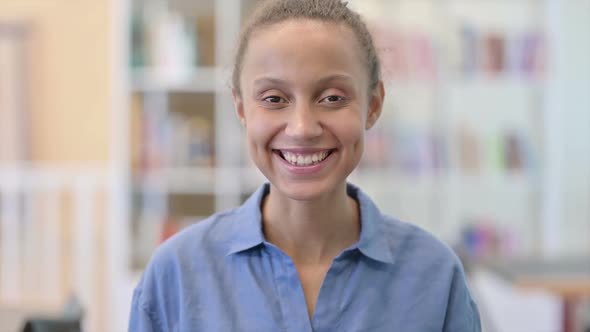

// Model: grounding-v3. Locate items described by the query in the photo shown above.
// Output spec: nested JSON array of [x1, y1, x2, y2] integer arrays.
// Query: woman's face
[[235, 19, 383, 201]]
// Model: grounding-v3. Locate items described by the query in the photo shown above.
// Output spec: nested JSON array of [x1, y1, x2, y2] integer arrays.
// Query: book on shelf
[[458, 125, 481, 173], [483, 33, 505, 76], [137, 105, 214, 171], [361, 127, 447, 175], [370, 24, 437, 82], [457, 124, 538, 175], [503, 130, 537, 172], [130, 1, 218, 75], [459, 25, 479, 78], [394, 129, 446, 175], [361, 122, 538, 177], [457, 218, 522, 260], [140, 102, 167, 170], [168, 113, 214, 168], [365, 22, 546, 82], [520, 31, 546, 79], [458, 24, 546, 79]]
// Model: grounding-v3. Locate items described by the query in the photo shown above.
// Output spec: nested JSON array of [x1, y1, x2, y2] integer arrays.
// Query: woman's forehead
[[241, 19, 367, 87], [250, 19, 360, 54]]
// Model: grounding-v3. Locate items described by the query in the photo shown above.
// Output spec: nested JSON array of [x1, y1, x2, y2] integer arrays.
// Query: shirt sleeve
[[128, 288, 160, 332], [443, 264, 482, 332]]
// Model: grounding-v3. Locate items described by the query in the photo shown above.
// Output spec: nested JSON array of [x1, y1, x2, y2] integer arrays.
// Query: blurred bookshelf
[[127, 0, 260, 268], [124, 0, 583, 270], [349, 0, 547, 262]]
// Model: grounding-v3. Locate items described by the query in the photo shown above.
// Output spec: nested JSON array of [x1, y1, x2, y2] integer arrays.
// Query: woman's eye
[[263, 96, 285, 103], [322, 95, 344, 103]]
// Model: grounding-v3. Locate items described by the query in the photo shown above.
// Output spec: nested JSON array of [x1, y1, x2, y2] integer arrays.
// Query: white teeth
[[281, 151, 331, 166], [297, 155, 304, 165]]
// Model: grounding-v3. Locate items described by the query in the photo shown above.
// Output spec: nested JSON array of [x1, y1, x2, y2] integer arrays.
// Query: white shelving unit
[[348, 0, 549, 253], [125, 0, 263, 269]]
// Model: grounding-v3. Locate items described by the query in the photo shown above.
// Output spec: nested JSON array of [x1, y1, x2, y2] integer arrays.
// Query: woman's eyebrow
[[315, 74, 355, 86], [252, 77, 288, 89], [253, 74, 354, 88]]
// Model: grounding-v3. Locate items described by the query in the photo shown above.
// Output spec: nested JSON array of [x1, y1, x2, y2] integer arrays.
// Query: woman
[[129, 1, 481, 331]]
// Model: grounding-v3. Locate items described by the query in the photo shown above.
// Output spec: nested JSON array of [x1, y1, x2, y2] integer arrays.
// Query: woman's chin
[[269, 179, 346, 202]]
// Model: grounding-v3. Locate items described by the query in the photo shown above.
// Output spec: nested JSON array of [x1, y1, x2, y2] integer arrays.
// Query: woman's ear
[[232, 88, 246, 128], [366, 80, 385, 130]]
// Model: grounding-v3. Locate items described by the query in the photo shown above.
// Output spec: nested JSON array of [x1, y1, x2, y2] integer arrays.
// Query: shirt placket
[[266, 244, 313, 332], [311, 257, 348, 332]]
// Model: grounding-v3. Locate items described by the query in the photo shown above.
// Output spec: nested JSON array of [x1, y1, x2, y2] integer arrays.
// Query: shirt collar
[[225, 182, 396, 265], [224, 183, 269, 256], [347, 183, 396, 264]]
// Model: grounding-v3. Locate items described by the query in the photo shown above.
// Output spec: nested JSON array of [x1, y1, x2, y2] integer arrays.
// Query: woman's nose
[[284, 104, 323, 140]]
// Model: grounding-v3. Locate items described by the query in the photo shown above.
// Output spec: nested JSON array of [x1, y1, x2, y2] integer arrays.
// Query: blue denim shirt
[[129, 183, 481, 332]]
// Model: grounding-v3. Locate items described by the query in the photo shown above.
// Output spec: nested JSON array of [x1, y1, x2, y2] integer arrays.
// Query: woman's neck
[[261, 183, 360, 265]]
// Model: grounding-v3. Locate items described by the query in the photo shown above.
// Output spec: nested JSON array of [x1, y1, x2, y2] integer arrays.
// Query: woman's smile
[[272, 148, 338, 175], [275, 148, 334, 167]]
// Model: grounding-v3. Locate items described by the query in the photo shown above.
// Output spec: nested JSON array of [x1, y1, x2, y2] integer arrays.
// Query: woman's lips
[[273, 148, 336, 174], [275, 149, 334, 166]]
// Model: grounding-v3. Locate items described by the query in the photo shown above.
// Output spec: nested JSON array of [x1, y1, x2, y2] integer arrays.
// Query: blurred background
[[0, 0, 589, 331]]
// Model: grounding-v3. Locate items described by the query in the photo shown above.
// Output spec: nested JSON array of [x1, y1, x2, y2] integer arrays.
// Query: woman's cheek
[[247, 116, 275, 146], [339, 119, 365, 144]]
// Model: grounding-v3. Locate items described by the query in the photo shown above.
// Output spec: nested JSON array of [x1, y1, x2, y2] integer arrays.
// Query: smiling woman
[[129, 1, 481, 331]]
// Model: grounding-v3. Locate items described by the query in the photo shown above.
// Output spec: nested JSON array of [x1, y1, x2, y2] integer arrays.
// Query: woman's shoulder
[[134, 208, 243, 299], [149, 208, 241, 266], [141, 185, 267, 283], [351, 182, 463, 272], [352, 183, 461, 269]]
